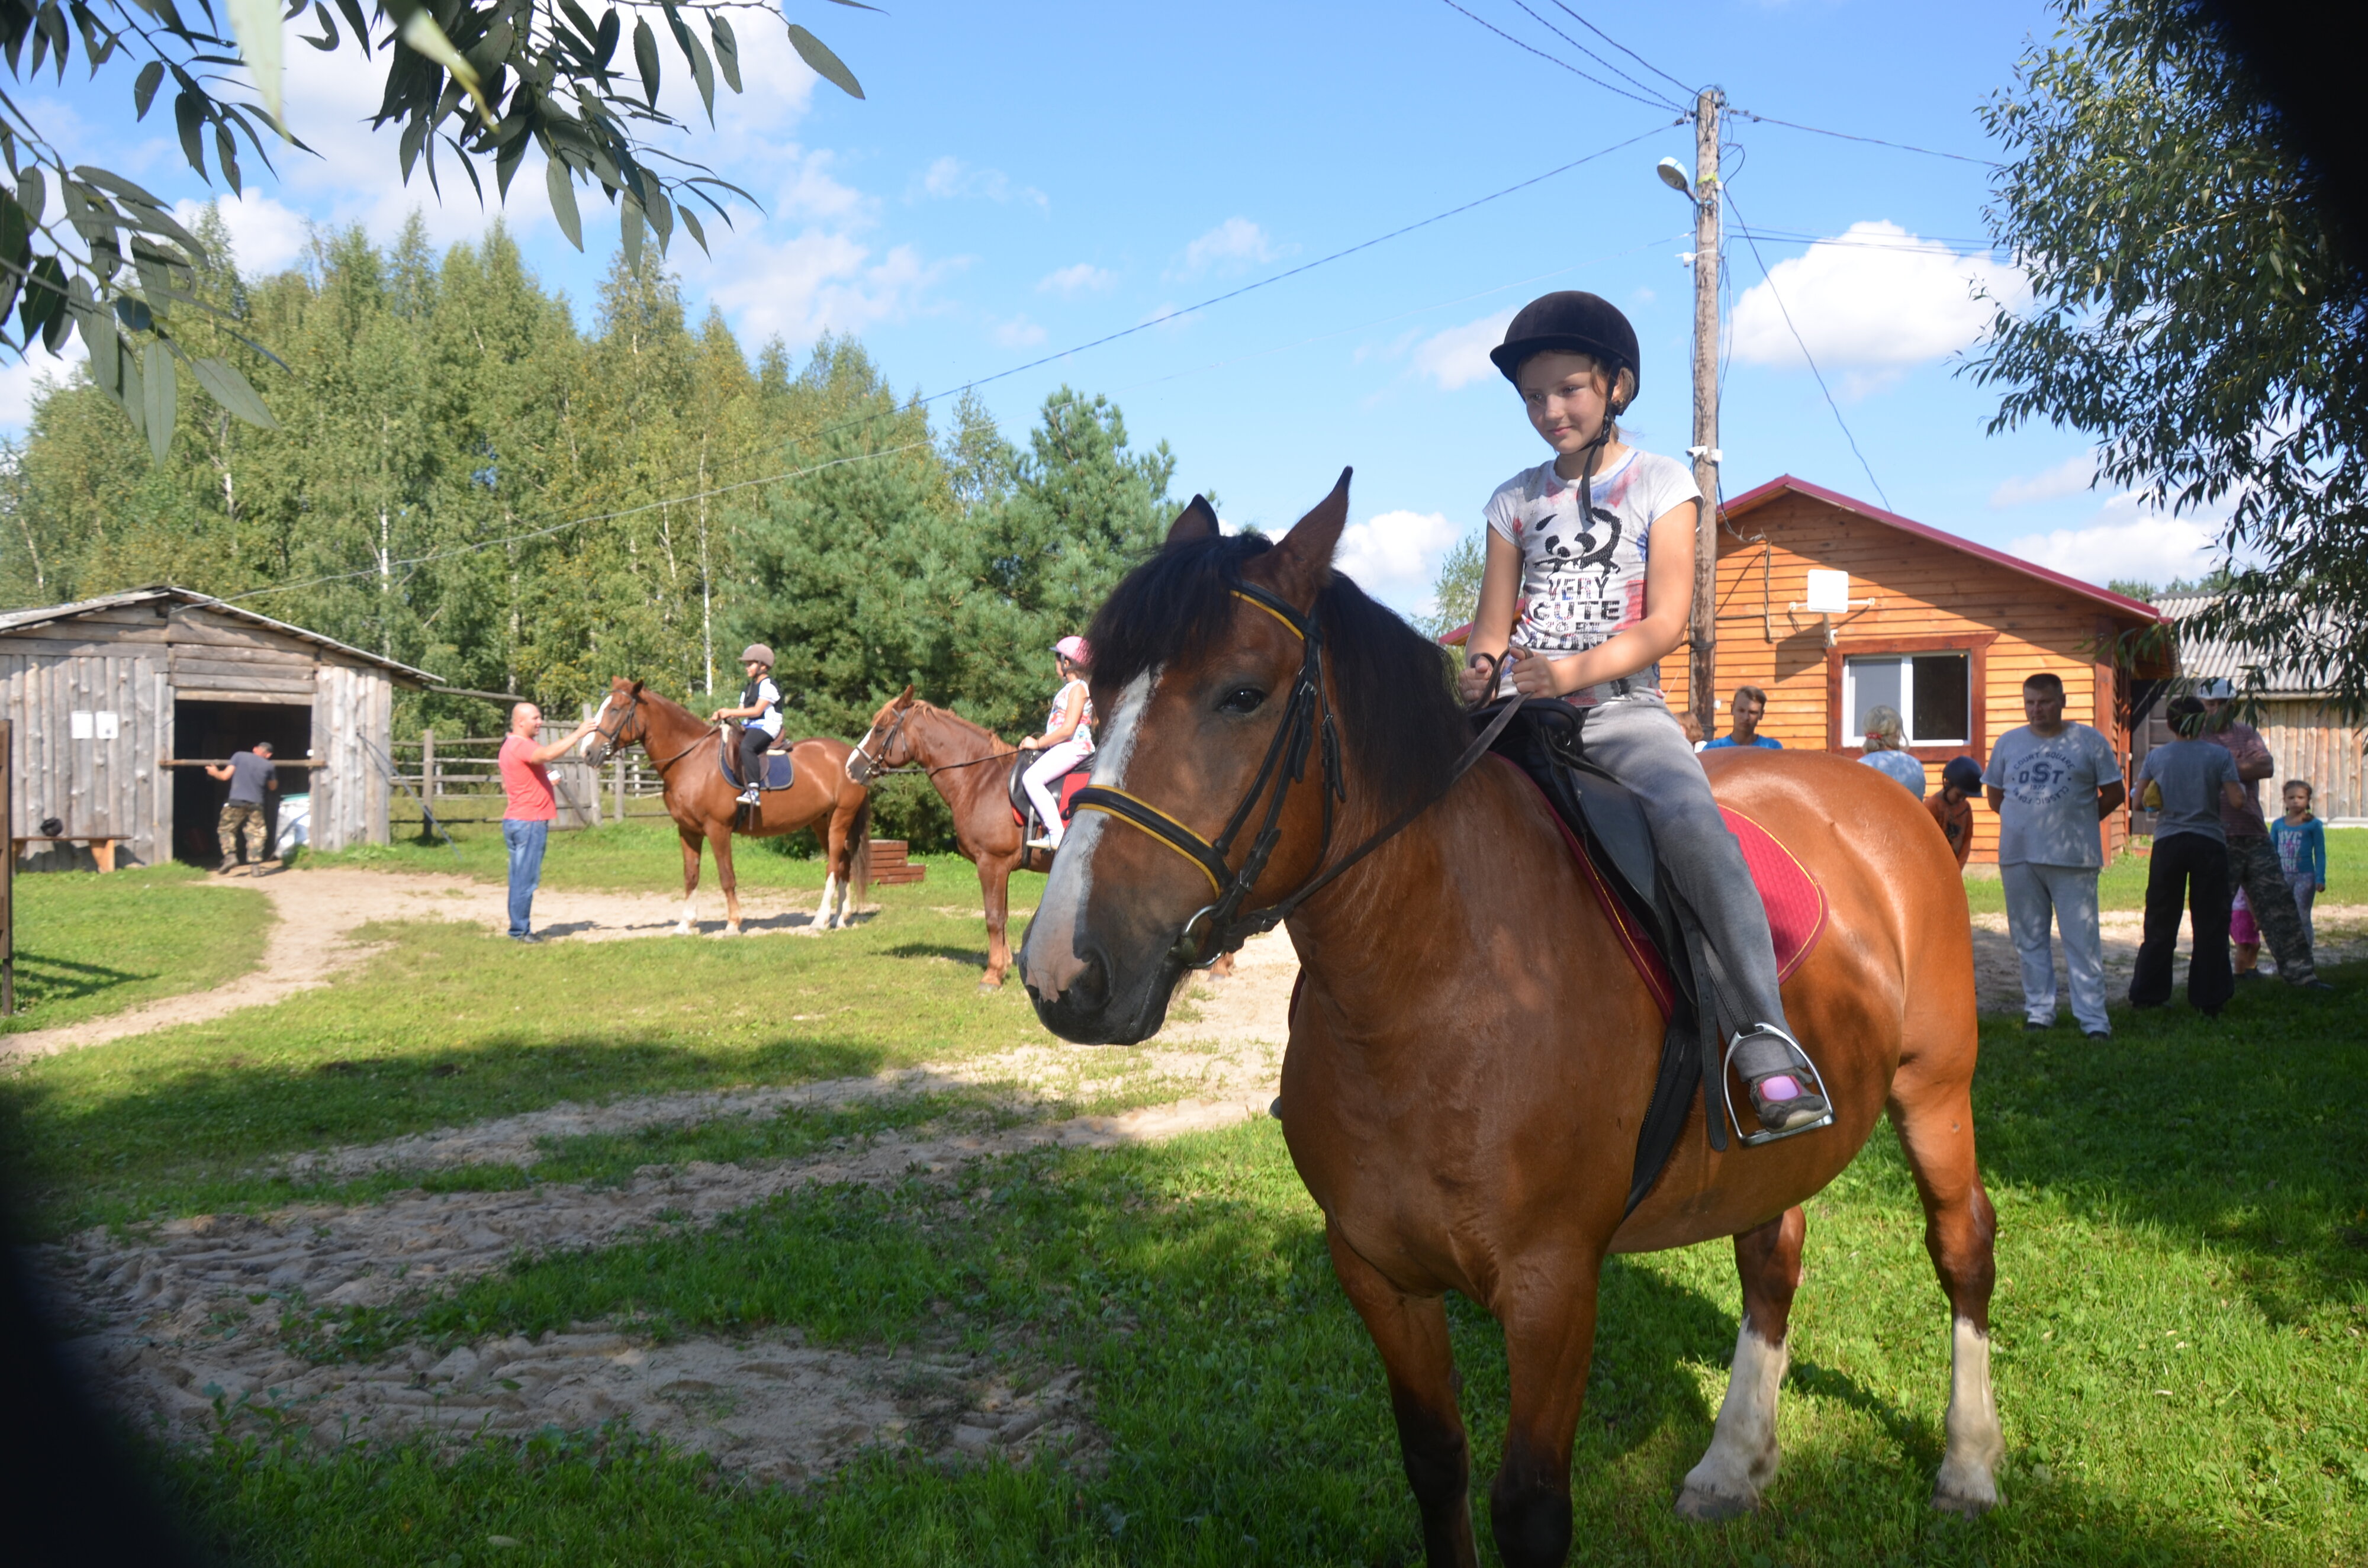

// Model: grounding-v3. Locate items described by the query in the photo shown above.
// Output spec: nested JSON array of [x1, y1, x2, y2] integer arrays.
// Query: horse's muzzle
[[1024, 941, 1183, 1047]]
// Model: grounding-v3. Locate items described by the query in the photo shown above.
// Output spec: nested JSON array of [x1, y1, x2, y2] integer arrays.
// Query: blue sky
[[3, 0, 2219, 610]]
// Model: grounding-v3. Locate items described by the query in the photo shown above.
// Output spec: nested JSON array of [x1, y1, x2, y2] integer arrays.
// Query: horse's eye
[[1217, 686, 1267, 716]]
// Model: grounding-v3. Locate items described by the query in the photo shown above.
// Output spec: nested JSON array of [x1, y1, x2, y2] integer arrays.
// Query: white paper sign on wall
[[95, 711, 120, 740], [69, 710, 94, 739]]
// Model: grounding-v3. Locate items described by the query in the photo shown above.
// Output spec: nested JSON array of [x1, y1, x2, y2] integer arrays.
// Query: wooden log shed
[[0, 585, 438, 868]]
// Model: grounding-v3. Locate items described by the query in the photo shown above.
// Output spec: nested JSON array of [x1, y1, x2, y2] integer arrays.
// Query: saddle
[[1009, 751, 1095, 837], [718, 729, 797, 792], [1477, 700, 1828, 1214]]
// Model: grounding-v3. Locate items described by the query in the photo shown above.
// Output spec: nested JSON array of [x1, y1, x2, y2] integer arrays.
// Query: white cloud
[[1989, 452, 2096, 508], [991, 315, 1046, 348], [1038, 262, 1115, 295], [1412, 309, 1514, 391], [2005, 493, 2222, 586], [1, 339, 86, 432], [1732, 221, 2024, 374], [915, 156, 1045, 208], [172, 191, 311, 275], [699, 231, 951, 344], [1178, 217, 1278, 276], [1335, 510, 1461, 608]]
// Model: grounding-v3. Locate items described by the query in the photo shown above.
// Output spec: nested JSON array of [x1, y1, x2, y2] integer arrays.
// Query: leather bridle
[[1070, 582, 1523, 970], [846, 703, 916, 784], [588, 688, 712, 774]]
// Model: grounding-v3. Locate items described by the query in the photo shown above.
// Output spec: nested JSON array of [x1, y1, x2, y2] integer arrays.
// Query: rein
[[1070, 585, 1523, 968]]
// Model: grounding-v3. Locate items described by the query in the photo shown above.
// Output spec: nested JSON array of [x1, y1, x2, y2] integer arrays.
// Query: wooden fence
[[387, 707, 667, 829]]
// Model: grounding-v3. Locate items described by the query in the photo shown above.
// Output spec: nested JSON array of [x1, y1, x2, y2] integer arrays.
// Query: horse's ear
[[1165, 494, 1221, 548], [896, 684, 914, 707], [631, 680, 645, 696], [1269, 467, 1352, 603]]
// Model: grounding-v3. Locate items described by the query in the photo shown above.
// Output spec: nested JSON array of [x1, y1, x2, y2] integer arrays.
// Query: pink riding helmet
[[1053, 635, 1092, 667]]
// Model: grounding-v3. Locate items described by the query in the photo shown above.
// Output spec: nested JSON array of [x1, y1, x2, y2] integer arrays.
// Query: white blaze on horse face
[[1934, 1317, 2004, 1512], [1024, 668, 1153, 999], [1678, 1321, 1788, 1516]]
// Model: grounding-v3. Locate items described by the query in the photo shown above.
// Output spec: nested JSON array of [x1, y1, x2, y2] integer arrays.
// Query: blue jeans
[[503, 818, 549, 936]]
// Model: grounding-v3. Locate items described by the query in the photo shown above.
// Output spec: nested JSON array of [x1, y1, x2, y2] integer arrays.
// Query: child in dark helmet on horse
[[712, 645, 785, 805], [1455, 291, 1829, 1136]]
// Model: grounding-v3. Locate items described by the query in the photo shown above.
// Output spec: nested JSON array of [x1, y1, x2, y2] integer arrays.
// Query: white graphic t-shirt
[[1982, 722, 2123, 867], [1483, 448, 1700, 706], [1046, 678, 1095, 753]]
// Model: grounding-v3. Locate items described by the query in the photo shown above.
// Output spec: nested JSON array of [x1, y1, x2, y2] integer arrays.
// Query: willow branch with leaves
[[2, 0, 868, 459]]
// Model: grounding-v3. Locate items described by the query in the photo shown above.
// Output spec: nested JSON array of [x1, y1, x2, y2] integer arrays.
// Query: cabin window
[[1843, 652, 1971, 746]]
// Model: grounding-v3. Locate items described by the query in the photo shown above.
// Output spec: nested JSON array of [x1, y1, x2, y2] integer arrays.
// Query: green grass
[[1961, 825, 2368, 916], [299, 816, 1004, 899], [0, 904, 1145, 1238], [151, 968, 2368, 1566], [2, 865, 272, 1035]]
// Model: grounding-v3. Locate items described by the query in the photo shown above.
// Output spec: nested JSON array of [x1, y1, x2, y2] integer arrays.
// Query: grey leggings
[[1573, 695, 1794, 1039]]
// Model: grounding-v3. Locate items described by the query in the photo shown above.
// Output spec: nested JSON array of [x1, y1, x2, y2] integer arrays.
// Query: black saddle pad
[[719, 732, 797, 791]]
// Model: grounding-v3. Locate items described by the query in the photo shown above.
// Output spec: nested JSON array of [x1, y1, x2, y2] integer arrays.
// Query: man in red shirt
[[501, 701, 594, 942]]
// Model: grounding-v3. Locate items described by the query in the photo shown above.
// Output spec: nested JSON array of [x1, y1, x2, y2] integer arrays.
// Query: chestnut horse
[[847, 688, 1044, 990], [1019, 476, 1999, 1567], [584, 677, 872, 934]]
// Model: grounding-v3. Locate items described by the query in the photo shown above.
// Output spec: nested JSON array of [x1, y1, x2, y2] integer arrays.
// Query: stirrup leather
[[1723, 1022, 1835, 1147]]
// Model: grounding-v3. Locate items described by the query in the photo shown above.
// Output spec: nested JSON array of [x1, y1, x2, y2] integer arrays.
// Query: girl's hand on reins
[[1458, 652, 1505, 707]]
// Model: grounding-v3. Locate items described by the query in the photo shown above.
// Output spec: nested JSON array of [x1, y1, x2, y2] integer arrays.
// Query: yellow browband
[[1231, 589, 1307, 640]]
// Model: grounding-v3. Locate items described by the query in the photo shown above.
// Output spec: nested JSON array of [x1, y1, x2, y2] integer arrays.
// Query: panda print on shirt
[[1482, 448, 1698, 703]]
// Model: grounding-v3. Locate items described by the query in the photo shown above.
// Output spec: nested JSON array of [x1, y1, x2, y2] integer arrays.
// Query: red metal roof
[[1431, 474, 2165, 646], [1720, 474, 2164, 623]]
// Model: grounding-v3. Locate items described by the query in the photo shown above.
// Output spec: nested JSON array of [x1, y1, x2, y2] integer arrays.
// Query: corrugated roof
[[2153, 593, 2330, 696], [0, 585, 440, 685]]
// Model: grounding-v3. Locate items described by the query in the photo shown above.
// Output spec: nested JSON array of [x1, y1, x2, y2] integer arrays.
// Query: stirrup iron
[[1723, 1022, 1835, 1147]]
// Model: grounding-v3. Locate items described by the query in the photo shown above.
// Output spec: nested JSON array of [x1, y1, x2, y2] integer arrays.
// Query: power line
[[1723, 188, 1893, 511], [1505, 0, 1686, 108], [812, 120, 1682, 442], [1732, 226, 2006, 256], [210, 442, 937, 606], [1730, 109, 1997, 168], [1434, 0, 1682, 112], [1548, 1, 1695, 98]]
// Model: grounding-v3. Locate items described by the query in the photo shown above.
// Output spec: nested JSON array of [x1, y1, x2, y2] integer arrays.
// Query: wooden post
[[612, 751, 625, 825], [2, 718, 13, 1016], [422, 727, 437, 804], [1687, 86, 1724, 740]]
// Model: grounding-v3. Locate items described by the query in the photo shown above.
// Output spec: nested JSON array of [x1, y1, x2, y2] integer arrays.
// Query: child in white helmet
[[1018, 636, 1096, 850], [712, 645, 784, 804]]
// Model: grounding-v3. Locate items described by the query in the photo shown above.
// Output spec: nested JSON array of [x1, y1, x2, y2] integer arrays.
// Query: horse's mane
[[1085, 533, 1468, 822]]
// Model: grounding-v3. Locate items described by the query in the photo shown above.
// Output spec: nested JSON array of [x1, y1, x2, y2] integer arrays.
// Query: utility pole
[[1687, 87, 1723, 740]]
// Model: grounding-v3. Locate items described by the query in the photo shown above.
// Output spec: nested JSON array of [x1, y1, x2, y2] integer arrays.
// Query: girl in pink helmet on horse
[[1018, 636, 1096, 850]]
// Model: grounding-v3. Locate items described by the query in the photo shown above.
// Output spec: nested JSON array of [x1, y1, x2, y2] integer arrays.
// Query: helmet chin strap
[[1576, 380, 1627, 535]]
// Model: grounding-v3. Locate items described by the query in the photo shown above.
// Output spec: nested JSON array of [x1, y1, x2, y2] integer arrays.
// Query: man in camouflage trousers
[[205, 740, 279, 874], [2202, 684, 2331, 991]]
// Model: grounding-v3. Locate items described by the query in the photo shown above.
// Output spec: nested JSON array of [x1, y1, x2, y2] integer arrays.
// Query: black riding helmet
[[1489, 291, 1640, 406], [1491, 291, 1642, 530]]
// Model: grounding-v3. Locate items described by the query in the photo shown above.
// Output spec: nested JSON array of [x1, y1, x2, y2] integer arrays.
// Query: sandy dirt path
[[1, 867, 852, 1063]]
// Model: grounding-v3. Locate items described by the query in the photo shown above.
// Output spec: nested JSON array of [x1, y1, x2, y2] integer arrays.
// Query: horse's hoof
[[977, 977, 1004, 993], [722, 925, 742, 938], [1674, 1485, 1757, 1524], [1931, 1476, 2000, 1517]]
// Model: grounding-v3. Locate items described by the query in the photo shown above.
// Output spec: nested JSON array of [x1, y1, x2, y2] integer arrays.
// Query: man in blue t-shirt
[[1701, 685, 1783, 751], [2128, 695, 2245, 1014], [1983, 672, 2126, 1038]]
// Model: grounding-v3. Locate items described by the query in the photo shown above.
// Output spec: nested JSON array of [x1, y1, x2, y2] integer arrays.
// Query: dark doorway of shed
[[172, 701, 313, 866]]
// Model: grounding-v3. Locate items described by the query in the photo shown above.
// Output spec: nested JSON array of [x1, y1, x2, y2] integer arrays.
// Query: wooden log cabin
[[0, 585, 437, 868], [1657, 476, 2168, 865]]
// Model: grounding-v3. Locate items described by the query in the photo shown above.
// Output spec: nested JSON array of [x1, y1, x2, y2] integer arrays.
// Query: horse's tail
[[848, 793, 873, 911]]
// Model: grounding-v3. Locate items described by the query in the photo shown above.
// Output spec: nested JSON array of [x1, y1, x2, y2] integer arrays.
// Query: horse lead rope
[[1072, 584, 1524, 967]]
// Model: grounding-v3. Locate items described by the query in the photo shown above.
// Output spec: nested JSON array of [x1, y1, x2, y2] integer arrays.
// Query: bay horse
[[584, 677, 872, 934], [848, 688, 1240, 991], [1018, 476, 1999, 1567], [847, 688, 1044, 990]]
